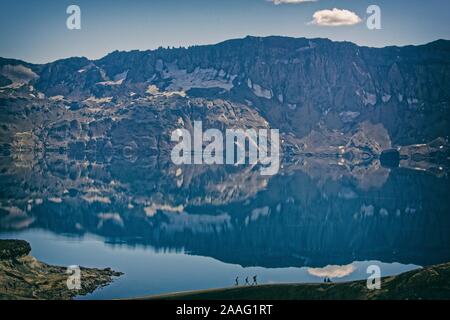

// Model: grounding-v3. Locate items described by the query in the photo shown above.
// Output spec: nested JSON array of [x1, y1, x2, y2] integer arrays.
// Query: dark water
[[1, 153, 449, 299]]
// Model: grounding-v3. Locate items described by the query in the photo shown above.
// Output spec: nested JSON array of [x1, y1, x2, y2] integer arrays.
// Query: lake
[[1, 153, 449, 299]]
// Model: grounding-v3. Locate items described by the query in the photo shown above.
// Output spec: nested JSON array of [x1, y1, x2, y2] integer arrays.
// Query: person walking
[[252, 275, 258, 286], [235, 276, 239, 286], [245, 277, 249, 285]]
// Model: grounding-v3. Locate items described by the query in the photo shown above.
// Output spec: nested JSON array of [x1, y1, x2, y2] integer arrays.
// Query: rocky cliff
[[0, 239, 122, 300], [2, 36, 450, 149]]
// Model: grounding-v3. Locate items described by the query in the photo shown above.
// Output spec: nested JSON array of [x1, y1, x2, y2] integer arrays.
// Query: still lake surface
[[1, 154, 449, 299]]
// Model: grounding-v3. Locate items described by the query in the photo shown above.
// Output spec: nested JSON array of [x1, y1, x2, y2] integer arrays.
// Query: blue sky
[[0, 0, 449, 63]]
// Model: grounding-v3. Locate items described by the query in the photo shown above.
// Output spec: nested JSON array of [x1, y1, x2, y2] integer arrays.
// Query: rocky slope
[[3, 36, 449, 145], [0, 239, 122, 300], [144, 261, 450, 300], [1, 36, 450, 166]]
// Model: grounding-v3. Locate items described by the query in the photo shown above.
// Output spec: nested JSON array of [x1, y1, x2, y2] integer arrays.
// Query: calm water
[[1, 153, 449, 299]]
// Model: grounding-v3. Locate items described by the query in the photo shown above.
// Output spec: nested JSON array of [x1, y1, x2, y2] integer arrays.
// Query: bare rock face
[[4, 37, 450, 144], [3, 36, 450, 147], [0, 240, 122, 300], [1, 36, 450, 162]]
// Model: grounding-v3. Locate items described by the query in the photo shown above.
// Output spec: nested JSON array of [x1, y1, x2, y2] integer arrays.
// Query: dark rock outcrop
[[0, 239, 31, 259]]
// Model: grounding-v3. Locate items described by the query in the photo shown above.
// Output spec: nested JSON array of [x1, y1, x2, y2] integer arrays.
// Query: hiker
[[252, 275, 258, 286], [245, 277, 249, 285], [235, 276, 239, 286]]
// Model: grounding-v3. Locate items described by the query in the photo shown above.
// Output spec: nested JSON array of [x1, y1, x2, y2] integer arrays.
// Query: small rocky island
[[0, 239, 122, 300]]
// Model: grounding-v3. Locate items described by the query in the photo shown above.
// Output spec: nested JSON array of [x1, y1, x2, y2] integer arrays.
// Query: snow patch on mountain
[[96, 70, 128, 86], [247, 78, 273, 99], [356, 89, 377, 106], [161, 62, 236, 92], [382, 94, 391, 103]]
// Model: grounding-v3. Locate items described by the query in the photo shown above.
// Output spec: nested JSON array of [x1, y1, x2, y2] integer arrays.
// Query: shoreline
[[0, 239, 123, 300], [2, 239, 450, 300], [135, 262, 450, 300]]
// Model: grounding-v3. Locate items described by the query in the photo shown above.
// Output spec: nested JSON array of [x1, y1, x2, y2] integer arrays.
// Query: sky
[[0, 0, 449, 64]]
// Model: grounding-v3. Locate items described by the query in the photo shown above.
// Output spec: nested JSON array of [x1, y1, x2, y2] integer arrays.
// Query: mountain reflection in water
[[0, 152, 449, 298]]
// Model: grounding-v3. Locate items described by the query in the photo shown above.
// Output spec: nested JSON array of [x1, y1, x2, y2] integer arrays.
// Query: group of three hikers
[[235, 275, 257, 286], [234, 275, 333, 286]]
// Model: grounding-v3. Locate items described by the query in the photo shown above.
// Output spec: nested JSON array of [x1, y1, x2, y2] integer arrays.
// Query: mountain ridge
[[2, 35, 450, 65], [1, 35, 450, 152]]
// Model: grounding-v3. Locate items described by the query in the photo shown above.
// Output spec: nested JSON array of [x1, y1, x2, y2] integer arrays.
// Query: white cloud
[[270, 0, 317, 4], [307, 263, 356, 278], [310, 8, 362, 26]]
